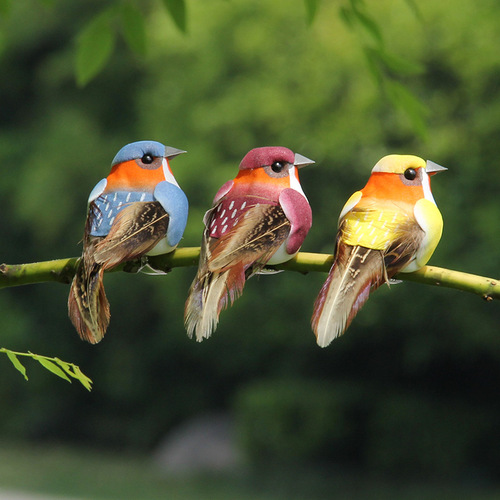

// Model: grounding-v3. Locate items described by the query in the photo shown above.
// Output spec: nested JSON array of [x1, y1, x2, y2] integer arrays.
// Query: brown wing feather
[[93, 201, 169, 268], [68, 201, 168, 343], [312, 218, 425, 347], [208, 204, 290, 271], [185, 203, 290, 341]]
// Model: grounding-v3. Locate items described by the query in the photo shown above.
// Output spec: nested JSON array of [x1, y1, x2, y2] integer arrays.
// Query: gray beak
[[165, 147, 187, 159], [426, 160, 447, 174], [294, 153, 315, 168]]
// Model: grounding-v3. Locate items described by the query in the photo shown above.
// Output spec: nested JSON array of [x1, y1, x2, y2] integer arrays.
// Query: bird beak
[[426, 160, 447, 175], [165, 147, 187, 159], [294, 153, 315, 168]]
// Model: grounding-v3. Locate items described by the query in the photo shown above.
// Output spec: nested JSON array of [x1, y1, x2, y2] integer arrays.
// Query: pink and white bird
[[185, 146, 314, 341]]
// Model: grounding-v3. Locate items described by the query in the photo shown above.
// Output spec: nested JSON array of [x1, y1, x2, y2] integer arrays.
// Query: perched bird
[[68, 140, 188, 344], [311, 154, 446, 347], [185, 146, 314, 341]]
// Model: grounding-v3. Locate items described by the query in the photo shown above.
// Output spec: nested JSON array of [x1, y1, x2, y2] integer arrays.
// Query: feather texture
[[312, 213, 424, 347], [185, 203, 291, 341], [312, 244, 385, 347], [68, 201, 169, 343]]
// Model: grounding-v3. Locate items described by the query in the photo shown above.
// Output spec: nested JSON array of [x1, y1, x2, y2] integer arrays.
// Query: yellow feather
[[341, 208, 409, 250], [403, 198, 443, 272]]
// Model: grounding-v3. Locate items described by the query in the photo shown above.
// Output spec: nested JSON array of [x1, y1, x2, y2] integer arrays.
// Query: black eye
[[271, 161, 285, 173], [404, 168, 417, 180], [141, 153, 154, 164]]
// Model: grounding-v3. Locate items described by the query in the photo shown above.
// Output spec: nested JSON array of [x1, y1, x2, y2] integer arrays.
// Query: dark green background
[[0, 0, 498, 484]]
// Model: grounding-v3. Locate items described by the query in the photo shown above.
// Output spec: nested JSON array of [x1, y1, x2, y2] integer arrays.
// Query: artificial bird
[[185, 146, 314, 341], [311, 154, 446, 347], [68, 140, 188, 343]]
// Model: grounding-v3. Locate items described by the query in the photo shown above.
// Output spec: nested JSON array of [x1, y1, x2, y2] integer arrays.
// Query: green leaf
[[350, 5, 383, 46], [70, 364, 93, 392], [5, 351, 28, 381], [120, 3, 147, 55], [161, 0, 187, 33], [403, 0, 424, 23], [362, 47, 383, 85], [54, 358, 93, 391], [377, 49, 424, 76], [385, 80, 428, 138], [339, 6, 354, 28], [34, 356, 72, 383], [304, 0, 319, 25], [75, 11, 116, 86]]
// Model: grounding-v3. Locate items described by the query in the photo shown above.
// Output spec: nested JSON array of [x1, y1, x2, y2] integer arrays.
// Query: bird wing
[[92, 201, 170, 268], [312, 201, 425, 347], [279, 188, 312, 255], [87, 178, 107, 204], [154, 180, 189, 248], [184, 202, 291, 342], [408, 198, 443, 271], [206, 202, 291, 272]]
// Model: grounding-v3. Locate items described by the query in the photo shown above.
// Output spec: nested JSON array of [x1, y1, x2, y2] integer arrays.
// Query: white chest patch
[[289, 167, 307, 200]]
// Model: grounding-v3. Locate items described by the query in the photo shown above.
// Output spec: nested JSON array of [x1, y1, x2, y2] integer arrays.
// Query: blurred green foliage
[[0, 0, 499, 482]]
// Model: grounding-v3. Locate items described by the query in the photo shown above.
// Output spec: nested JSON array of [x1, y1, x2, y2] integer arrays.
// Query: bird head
[[234, 146, 314, 195], [366, 154, 446, 203], [107, 141, 186, 191]]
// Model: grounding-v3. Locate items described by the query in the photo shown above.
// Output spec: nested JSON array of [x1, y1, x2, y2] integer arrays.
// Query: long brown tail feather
[[311, 244, 386, 347], [68, 256, 110, 344], [184, 262, 246, 342]]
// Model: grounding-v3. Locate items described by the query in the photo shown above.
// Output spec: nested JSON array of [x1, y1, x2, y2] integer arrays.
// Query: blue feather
[[154, 181, 189, 247]]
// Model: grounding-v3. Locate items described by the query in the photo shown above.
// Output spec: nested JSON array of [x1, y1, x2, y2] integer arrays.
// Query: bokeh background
[[0, 0, 499, 498]]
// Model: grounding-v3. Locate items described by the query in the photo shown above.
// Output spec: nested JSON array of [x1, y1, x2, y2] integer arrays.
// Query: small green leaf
[[385, 80, 428, 138], [363, 47, 383, 84], [71, 365, 93, 392], [120, 3, 147, 55], [304, 0, 319, 25], [351, 6, 383, 46], [377, 49, 424, 76], [161, 0, 187, 33], [6, 351, 28, 381], [54, 358, 93, 391], [339, 6, 354, 28], [404, 0, 424, 23], [35, 356, 72, 383], [75, 11, 116, 86]]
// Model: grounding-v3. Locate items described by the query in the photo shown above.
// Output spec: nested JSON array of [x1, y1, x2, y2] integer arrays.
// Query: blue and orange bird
[[185, 146, 314, 341], [68, 140, 188, 344], [312, 154, 446, 347]]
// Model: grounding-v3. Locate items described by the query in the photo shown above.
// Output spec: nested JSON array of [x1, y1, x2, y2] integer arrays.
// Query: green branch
[[0, 248, 499, 301]]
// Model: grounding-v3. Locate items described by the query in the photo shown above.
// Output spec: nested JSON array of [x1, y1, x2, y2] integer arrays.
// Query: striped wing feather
[[185, 203, 290, 341], [93, 202, 169, 267], [312, 217, 424, 347], [68, 201, 169, 343]]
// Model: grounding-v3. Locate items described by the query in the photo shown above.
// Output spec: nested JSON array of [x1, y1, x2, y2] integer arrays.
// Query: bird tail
[[184, 263, 246, 342], [311, 244, 386, 347], [68, 256, 110, 344]]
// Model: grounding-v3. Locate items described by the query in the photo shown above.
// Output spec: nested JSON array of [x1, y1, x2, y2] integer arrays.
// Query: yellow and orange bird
[[311, 154, 446, 347]]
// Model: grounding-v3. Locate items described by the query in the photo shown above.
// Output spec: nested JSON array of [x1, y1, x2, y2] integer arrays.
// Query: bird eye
[[404, 168, 417, 180], [271, 161, 286, 173], [141, 153, 154, 164]]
